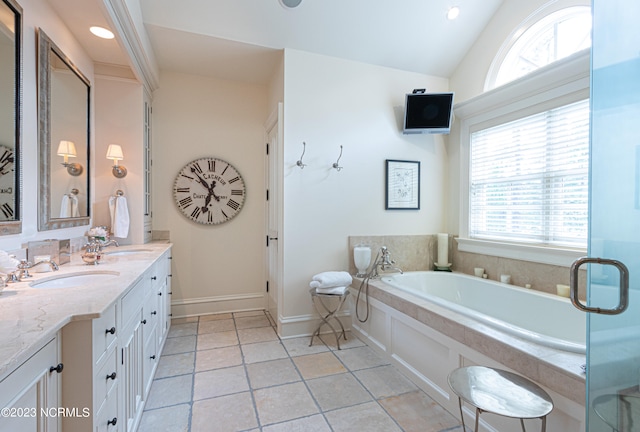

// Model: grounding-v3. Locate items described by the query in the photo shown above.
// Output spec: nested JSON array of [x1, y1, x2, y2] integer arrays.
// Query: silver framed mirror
[[37, 28, 90, 231], [0, 0, 22, 235]]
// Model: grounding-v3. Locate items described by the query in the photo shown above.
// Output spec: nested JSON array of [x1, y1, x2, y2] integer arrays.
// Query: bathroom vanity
[[0, 243, 172, 432]]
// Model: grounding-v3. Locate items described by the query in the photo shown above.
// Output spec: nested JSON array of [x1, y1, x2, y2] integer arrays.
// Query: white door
[[265, 103, 283, 331]]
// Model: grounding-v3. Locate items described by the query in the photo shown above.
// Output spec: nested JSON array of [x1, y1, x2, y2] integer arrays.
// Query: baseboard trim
[[278, 311, 351, 339], [171, 293, 266, 318]]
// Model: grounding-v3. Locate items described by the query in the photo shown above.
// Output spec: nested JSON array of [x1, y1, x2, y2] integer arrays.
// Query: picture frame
[[385, 159, 420, 210]]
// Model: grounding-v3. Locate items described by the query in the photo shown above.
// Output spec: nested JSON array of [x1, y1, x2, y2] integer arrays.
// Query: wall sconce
[[106, 144, 127, 178], [57, 140, 83, 176]]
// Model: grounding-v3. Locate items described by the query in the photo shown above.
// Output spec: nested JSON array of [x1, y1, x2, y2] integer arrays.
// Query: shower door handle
[[570, 257, 629, 315]]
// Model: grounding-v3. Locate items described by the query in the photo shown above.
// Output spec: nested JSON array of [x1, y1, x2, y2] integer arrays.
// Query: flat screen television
[[403, 92, 454, 135]]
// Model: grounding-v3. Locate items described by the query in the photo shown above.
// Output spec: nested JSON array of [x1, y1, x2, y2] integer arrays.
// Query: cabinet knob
[[107, 417, 117, 426], [141, 319, 147, 325], [151, 276, 157, 281], [158, 292, 162, 296], [105, 327, 116, 335], [49, 363, 64, 374], [150, 355, 156, 360], [168, 292, 173, 295], [106, 372, 117, 380], [168, 274, 173, 277], [151, 311, 157, 315]]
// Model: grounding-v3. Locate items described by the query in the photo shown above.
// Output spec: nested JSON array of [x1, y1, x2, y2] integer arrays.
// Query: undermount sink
[[29, 271, 120, 289], [104, 249, 153, 256]]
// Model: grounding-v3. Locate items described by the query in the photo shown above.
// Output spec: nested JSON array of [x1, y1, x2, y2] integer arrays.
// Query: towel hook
[[115, 189, 124, 197], [70, 188, 79, 196], [332, 145, 343, 171], [296, 142, 307, 169]]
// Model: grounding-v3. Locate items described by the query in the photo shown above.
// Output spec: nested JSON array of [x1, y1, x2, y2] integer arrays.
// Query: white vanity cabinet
[[0, 337, 62, 432], [61, 302, 120, 431]]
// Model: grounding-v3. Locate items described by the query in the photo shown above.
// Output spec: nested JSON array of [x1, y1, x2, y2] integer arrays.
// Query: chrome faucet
[[372, 246, 403, 278], [12, 259, 59, 280], [82, 238, 119, 265]]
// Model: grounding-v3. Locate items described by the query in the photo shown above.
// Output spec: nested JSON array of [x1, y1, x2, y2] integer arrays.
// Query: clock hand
[[208, 181, 221, 202], [201, 193, 212, 213], [190, 167, 211, 191]]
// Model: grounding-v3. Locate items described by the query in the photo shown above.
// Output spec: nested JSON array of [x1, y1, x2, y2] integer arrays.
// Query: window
[[469, 99, 589, 248], [487, 7, 591, 90]]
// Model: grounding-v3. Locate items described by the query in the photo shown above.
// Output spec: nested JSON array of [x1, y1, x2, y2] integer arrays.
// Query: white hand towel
[[316, 286, 348, 295], [60, 194, 71, 218], [311, 271, 352, 288], [109, 195, 130, 238], [70, 194, 79, 217]]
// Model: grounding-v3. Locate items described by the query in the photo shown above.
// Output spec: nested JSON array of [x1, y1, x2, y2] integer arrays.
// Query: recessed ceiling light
[[447, 6, 460, 20], [279, 0, 302, 9], [90, 26, 115, 39]]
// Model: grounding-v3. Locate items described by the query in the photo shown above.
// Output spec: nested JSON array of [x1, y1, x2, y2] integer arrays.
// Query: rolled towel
[[316, 286, 348, 295], [311, 271, 352, 288]]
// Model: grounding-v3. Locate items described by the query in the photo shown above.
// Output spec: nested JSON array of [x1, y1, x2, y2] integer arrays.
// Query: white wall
[[151, 71, 267, 314], [280, 49, 449, 335], [0, 0, 94, 252]]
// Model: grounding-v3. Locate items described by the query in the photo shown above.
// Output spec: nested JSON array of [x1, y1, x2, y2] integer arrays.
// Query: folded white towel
[[59, 194, 78, 218], [311, 271, 352, 288], [109, 195, 130, 238], [316, 286, 348, 295]]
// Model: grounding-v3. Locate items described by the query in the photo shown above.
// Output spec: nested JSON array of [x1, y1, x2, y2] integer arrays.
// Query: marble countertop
[[356, 275, 586, 406], [0, 242, 172, 381]]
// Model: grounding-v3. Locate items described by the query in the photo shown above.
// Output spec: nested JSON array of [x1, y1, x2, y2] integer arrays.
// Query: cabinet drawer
[[120, 278, 146, 328], [92, 303, 117, 364], [94, 347, 118, 412], [95, 385, 119, 432]]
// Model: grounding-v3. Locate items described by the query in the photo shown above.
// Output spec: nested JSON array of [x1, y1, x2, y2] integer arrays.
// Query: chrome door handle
[[570, 257, 629, 315]]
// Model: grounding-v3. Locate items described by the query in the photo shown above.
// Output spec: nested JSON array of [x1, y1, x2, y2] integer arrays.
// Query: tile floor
[[137, 310, 465, 432]]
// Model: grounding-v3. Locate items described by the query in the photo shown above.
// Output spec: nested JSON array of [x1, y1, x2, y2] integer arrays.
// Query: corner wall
[[280, 49, 449, 336]]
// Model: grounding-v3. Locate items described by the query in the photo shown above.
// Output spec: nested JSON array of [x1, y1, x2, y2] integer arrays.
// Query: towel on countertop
[[310, 271, 352, 289], [109, 195, 130, 238], [315, 286, 348, 295], [59, 194, 79, 218]]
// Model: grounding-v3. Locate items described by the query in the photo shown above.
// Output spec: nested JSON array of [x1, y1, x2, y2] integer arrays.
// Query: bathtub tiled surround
[[139, 311, 465, 432], [349, 234, 585, 298]]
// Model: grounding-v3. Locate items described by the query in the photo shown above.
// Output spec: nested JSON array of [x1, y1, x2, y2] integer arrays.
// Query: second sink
[[29, 271, 120, 289]]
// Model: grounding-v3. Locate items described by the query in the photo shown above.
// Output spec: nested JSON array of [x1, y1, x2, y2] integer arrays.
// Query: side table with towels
[[309, 271, 352, 349], [447, 365, 554, 432]]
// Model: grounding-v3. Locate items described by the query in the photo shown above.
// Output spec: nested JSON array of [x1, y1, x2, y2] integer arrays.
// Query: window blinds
[[469, 99, 589, 248]]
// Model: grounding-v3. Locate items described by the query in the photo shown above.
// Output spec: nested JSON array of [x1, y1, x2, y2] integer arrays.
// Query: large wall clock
[[173, 157, 246, 225], [0, 144, 15, 221]]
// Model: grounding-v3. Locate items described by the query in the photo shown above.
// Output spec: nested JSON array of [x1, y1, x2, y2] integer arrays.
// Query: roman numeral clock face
[[173, 157, 246, 225]]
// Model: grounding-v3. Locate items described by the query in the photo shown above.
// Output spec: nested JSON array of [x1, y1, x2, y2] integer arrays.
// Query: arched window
[[487, 6, 591, 90]]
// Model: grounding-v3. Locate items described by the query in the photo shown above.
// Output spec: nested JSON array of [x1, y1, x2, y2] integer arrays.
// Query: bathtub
[[380, 271, 586, 353]]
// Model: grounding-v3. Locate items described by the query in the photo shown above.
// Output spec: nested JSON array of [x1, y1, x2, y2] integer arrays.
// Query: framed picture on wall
[[385, 159, 420, 210]]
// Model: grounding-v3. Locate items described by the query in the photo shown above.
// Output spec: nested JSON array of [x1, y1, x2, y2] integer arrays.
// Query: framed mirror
[[0, 0, 22, 235], [38, 29, 90, 231]]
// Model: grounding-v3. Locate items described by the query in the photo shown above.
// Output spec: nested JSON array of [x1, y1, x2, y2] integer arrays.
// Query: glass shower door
[[586, 0, 640, 429]]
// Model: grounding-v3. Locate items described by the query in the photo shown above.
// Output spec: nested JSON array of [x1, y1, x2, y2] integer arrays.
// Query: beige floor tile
[[198, 318, 235, 334], [246, 358, 301, 389], [242, 341, 289, 364], [197, 330, 238, 350], [319, 331, 365, 351], [334, 346, 388, 371], [354, 365, 418, 399], [162, 335, 196, 355], [379, 390, 460, 432], [306, 372, 372, 411], [195, 346, 242, 372], [282, 336, 330, 357], [191, 392, 258, 432], [234, 310, 265, 318], [199, 313, 233, 321], [235, 314, 271, 329], [261, 414, 331, 432], [238, 326, 279, 344], [324, 401, 402, 432], [145, 375, 193, 410], [292, 352, 346, 380], [167, 322, 198, 338], [138, 404, 190, 432], [253, 382, 319, 426], [193, 365, 249, 400], [155, 352, 195, 379]]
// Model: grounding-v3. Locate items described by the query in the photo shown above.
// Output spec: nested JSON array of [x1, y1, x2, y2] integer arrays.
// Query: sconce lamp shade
[[106, 144, 124, 162], [107, 144, 127, 178], [57, 140, 82, 176]]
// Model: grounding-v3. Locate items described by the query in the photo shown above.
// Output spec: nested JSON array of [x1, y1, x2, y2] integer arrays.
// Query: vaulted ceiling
[[47, 0, 505, 84]]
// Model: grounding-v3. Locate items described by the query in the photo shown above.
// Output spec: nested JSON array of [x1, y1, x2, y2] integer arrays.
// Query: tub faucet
[[372, 246, 403, 277]]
